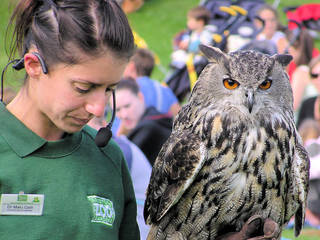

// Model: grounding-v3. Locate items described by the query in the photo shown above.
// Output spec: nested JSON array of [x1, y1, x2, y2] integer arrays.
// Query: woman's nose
[[85, 93, 108, 117]]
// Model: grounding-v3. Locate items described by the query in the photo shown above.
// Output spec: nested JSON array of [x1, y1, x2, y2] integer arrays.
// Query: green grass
[[282, 228, 320, 240], [0, 0, 24, 89]]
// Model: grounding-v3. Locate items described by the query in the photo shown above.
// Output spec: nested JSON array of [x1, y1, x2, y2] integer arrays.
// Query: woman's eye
[[259, 78, 272, 90], [74, 83, 91, 94], [223, 78, 239, 90], [76, 87, 90, 94]]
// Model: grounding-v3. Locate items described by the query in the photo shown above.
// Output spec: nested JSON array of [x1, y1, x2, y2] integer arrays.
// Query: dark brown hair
[[116, 77, 139, 95], [131, 48, 155, 77], [187, 6, 211, 25], [6, 0, 134, 70], [285, 28, 314, 66]]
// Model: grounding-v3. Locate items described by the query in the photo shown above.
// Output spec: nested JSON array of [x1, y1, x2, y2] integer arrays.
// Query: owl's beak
[[245, 90, 254, 113]]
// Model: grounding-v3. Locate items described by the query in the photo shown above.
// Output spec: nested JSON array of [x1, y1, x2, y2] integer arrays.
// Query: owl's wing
[[144, 128, 206, 224], [288, 142, 310, 237]]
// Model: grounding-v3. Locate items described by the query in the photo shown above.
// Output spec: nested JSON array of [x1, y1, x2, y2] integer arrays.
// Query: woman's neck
[[6, 88, 64, 141]]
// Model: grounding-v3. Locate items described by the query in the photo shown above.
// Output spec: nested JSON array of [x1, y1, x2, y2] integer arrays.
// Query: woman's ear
[[123, 61, 137, 79], [24, 53, 44, 78], [138, 91, 144, 103]]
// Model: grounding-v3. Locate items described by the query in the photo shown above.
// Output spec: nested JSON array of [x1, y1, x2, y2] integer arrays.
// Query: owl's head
[[192, 44, 293, 118]]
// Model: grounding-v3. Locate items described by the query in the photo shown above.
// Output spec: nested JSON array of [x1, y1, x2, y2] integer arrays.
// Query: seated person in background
[[298, 118, 320, 144], [285, 28, 318, 78], [177, 6, 212, 53], [123, 48, 181, 116], [254, 4, 286, 53], [113, 78, 173, 166], [298, 119, 320, 227], [296, 56, 320, 128], [171, 6, 212, 68], [88, 114, 151, 240], [285, 29, 320, 112]]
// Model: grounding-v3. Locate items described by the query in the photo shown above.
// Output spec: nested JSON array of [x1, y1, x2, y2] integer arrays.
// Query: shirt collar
[[0, 102, 82, 158]]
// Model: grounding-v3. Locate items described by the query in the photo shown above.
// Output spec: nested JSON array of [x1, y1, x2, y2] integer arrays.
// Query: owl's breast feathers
[[144, 110, 309, 237]]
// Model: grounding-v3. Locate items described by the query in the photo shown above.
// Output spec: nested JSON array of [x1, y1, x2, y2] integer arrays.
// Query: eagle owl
[[144, 45, 310, 239]]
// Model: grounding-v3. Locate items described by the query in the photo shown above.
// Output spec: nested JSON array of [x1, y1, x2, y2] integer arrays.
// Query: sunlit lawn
[[282, 228, 320, 240]]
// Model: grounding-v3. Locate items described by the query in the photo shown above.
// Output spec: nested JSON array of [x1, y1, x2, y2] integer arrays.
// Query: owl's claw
[[216, 215, 280, 240], [245, 215, 265, 237], [247, 217, 280, 240], [216, 215, 263, 240]]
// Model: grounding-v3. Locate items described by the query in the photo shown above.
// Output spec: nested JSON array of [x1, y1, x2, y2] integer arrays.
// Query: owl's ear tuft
[[200, 44, 227, 63], [273, 54, 293, 67]]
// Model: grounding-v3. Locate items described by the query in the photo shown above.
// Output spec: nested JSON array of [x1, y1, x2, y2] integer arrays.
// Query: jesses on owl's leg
[[216, 215, 280, 240]]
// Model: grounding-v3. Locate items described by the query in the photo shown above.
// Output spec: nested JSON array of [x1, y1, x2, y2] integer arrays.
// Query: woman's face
[[311, 61, 320, 92], [187, 17, 203, 32], [32, 53, 127, 135], [258, 9, 278, 39], [114, 89, 145, 131], [288, 45, 300, 64]]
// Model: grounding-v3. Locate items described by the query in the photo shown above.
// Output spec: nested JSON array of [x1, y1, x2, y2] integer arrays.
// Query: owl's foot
[[247, 216, 280, 240], [216, 215, 262, 239], [216, 215, 280, 240]]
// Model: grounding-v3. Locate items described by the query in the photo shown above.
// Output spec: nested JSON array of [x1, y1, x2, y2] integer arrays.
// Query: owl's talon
[[262, 218, 280, 238], [247, 218, 280, 240], [215, 215, 264, 240]]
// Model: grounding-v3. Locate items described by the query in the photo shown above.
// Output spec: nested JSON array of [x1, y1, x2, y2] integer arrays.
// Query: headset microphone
[[95, 90, 116, 147]]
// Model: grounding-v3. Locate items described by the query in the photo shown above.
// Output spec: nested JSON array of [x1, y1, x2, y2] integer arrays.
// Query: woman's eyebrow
[[71, 77, 118, 88]]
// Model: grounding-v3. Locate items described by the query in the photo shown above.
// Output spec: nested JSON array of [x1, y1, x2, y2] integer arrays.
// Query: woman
[[255, 4, 287, 54], [0, 0, 139, 239], [287, 29, 320, 112], [297, 56, 320, 128]]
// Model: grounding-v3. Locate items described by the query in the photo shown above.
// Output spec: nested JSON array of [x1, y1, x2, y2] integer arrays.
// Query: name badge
[[0, 192, 45, 216]]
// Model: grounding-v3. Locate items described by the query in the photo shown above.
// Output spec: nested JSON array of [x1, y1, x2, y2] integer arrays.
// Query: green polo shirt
[[0, 103, 140, 239]]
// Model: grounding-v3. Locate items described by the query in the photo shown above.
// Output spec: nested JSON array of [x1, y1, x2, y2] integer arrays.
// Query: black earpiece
[[1, 52, 49, 102], [12, 58, 25, 71], [12, 52, 48, 74], [95, 90, 116, 147]]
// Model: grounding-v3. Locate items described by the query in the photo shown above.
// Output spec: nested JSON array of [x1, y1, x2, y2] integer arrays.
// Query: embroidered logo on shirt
[[87, 195, 115, 227]]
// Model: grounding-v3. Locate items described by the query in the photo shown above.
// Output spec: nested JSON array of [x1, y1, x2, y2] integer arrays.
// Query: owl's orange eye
[[259, 79, 272, 90], [223, 78, 239, 90]]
